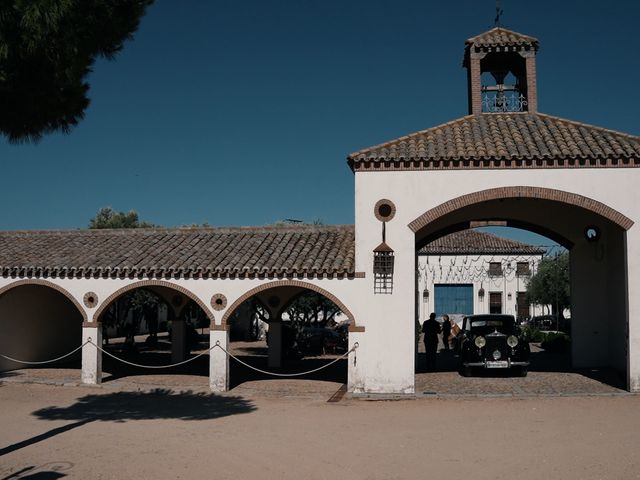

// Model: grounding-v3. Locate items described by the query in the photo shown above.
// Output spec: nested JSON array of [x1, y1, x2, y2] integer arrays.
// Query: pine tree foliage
[[0, 0, 153, 143]]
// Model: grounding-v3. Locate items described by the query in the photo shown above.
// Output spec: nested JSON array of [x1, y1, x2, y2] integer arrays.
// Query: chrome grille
[[484, 335, 509, 359]]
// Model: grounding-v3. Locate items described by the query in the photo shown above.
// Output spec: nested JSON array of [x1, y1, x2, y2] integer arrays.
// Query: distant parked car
[[531, 314, 570, 333], [299, 326, 346, 355], [458, 314, 530, 377]]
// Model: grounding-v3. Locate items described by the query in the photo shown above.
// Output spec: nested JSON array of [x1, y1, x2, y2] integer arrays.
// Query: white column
[[171, 319, 187, 363], [81, 322, 102, 385], [267, 321, 283, 368], [626, 228, 640, 392], [209, 328, 229, 392], [347, 330, 364, 393]]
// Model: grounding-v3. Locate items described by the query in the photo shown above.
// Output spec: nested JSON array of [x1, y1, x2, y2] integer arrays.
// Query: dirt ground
[[1, 382, 639, 480]]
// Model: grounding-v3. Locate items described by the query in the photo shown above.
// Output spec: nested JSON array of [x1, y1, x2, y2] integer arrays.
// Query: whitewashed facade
[[2, 26, 640, 394], [417, 235, 546, 323]]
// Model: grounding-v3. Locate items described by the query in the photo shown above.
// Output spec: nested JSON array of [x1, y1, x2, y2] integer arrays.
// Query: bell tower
[[463, 27, 539, 115]]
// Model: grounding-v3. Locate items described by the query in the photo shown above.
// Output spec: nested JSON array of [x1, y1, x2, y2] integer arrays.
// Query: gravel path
[[0, 382, 639, 480]]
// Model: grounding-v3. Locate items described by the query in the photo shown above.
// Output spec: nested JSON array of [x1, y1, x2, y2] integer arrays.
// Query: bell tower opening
[[464, 27, 539, 115]]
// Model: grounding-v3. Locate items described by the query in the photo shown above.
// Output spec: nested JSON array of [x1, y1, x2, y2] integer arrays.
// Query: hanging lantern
[[373, 242, 394, 274], [373, 242, 394, 294], [423, 288, 429, 301], [478, 287, 485, 299]]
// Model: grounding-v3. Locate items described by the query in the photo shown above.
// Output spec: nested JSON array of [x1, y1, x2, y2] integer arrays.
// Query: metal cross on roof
[[494, 0, 504, 27]]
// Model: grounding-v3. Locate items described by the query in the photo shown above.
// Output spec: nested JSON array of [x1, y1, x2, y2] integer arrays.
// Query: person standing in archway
[[422, 312, 441, 371], [441, 314, 452, 351]]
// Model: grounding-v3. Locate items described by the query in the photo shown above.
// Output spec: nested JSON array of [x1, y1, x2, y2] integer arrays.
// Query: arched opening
[[411, 188, 630, 393], [0, 281, 85, 378], [94, 281, 213, 384], [221, 281, 356, 392]]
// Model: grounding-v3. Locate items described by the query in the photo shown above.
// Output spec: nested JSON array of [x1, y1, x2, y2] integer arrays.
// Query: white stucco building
[[418, 229, 546, 322], [2, 26, 640, 393]]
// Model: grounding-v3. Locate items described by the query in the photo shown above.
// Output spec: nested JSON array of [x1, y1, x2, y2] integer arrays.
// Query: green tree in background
[[89, 207, 157, 229], [0, 0, 153, 143], [527, 252, 570, 318], [88, 206, 160, 346]]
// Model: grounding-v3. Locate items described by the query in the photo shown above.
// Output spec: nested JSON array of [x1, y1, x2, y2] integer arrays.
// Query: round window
[[374, 199, 396, 222]]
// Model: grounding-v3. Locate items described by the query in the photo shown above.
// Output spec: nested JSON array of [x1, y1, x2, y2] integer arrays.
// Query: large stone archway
[[220, 279, 361, 332], [408, 188, 630, 380], [0, 280, 86, 372], [409, 186, 634, 234], [0, 279, 87, 322], [93, 280, 215, 324], [209, 279, 363, 393], [80, 280, 215, 386]]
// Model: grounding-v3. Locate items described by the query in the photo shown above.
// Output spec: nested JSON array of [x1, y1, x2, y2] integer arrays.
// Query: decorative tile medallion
[[83, 292, 99, 308], [211, 293, 227, 311]]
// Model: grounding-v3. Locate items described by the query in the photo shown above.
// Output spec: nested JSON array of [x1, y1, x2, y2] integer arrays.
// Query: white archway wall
[[355, 168, 638, 272], [0, 277, 364, 331], [355, 166, 640, 393], [0, 276, 366, 390], [0, 285, 83, 372]]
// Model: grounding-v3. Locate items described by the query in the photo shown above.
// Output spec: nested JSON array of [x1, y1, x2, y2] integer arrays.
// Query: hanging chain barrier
[[0, 341, 89, 366], [0, 339, 359, 378], [87, 338, 217, 370], [213, 341, 358, 377]]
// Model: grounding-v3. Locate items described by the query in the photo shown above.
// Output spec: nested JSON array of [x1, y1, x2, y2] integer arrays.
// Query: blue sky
[[1, 0, 638, 246]]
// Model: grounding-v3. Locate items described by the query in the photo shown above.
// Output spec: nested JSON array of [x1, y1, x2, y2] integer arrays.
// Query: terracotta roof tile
[[0, 225, 356, 279], [348, 113, 640, 169], [465, 27, 539, 49], [419, 230, 545, 255]]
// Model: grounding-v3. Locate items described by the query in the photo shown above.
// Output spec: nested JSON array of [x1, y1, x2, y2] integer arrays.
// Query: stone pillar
[[209, 328, 229, 392], [171, 318, 187, 363], [467, 53, 485, 115], [81, 322, 102, 385], [524, 54, 538, 113], [267, 321, 283, 368]]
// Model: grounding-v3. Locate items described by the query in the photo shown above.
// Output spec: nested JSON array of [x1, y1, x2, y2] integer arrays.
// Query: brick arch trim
[[93, 280, 214, 323], [0, 279, 88, 322], [408, 186, 634, 233], [220, 280, 363, 332]]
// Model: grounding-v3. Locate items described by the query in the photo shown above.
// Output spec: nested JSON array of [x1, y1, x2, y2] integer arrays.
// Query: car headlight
[[507, 335, 519, 348], [474, 336, 486, 348]]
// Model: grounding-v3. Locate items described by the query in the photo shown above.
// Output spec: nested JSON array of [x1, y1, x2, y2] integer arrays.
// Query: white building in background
[[417, 229, 546, 323]]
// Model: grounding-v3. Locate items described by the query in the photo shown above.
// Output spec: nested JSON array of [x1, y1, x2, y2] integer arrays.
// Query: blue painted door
[[434, 284, 473, 317]]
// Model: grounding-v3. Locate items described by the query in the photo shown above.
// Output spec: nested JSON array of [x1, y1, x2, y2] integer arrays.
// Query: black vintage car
[[458, 314, 530, 377]]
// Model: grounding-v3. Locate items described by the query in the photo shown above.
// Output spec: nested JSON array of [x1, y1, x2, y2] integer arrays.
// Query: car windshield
[[464, 316, 516, 335]]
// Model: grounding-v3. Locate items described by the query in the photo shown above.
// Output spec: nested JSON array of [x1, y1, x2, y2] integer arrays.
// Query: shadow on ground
[[33, 388, 255, 422], [0, 371, 19, 383], [0, 390, 255, 458], [101, 351, 209, 382], [416, 346, 627, 391], [1, 461, 74, 479], [229, 355, 347, 389]]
